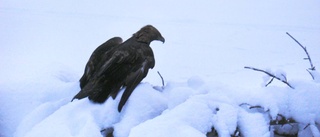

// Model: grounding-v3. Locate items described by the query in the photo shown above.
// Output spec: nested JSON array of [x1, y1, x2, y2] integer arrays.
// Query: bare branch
[[244, 66, 294, 89], [157, 71, 165, 87], [286, 32, 315, 71], [304, 123, 310, 130], [239, 103, 269, 112], [281, 74, 287, 81]]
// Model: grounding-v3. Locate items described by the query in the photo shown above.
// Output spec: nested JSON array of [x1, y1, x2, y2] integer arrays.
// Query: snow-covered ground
[[1, 0, 320, 137]]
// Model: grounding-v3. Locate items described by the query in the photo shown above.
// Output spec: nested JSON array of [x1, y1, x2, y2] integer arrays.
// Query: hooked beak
[[158, 36, 165, 43]]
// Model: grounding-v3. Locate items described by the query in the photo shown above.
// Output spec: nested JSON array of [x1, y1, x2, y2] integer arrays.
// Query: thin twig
[[244, 66, 294, 89], [157, 71, 165, 87], [306, 69, 315, 80], [304, 123, 310, 130], [286, 32, 315, 70], [239, 103, 269, 112], [281, 74, 287, 81], [266, 77, 274, 87]]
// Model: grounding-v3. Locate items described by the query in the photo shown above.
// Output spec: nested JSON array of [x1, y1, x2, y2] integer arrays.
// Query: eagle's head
[[134, 25, 165, 44]]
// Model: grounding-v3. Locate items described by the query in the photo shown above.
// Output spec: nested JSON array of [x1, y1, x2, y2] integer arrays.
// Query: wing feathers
[[118, 61, 149, 112], [79, 37, 122, 89]]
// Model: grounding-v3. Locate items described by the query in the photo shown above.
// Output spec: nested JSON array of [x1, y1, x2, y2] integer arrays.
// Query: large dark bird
[[72, 25, 165, 112]]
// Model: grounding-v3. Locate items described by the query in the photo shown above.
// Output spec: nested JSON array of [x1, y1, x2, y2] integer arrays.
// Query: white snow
[[1, 0, 320, 137]]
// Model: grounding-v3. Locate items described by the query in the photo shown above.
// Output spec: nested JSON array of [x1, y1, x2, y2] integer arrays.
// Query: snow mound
[[3, 72, 319, 137], [12, 82, 167, 137]]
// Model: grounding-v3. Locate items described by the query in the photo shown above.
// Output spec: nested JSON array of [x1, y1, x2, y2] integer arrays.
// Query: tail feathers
[[88, 88, 109, 103], [71, 91, 86, 101], [71, 82, 93, 101], [71, 86, 109, 103], [71, 86, 92, 102], [72, 79, 123, 104], [71, 80, 102, 102]]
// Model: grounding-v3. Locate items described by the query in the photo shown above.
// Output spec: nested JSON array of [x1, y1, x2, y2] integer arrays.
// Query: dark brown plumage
[[79, 37, 123, 89], [72, 25, 165, 112]]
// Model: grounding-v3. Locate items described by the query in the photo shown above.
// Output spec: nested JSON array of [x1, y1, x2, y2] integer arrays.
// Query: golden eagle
[[72, 25, 165, 112]]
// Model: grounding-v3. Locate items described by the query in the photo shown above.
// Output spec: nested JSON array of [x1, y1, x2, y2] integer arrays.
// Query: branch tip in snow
[[244, 66, 294, 89]]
